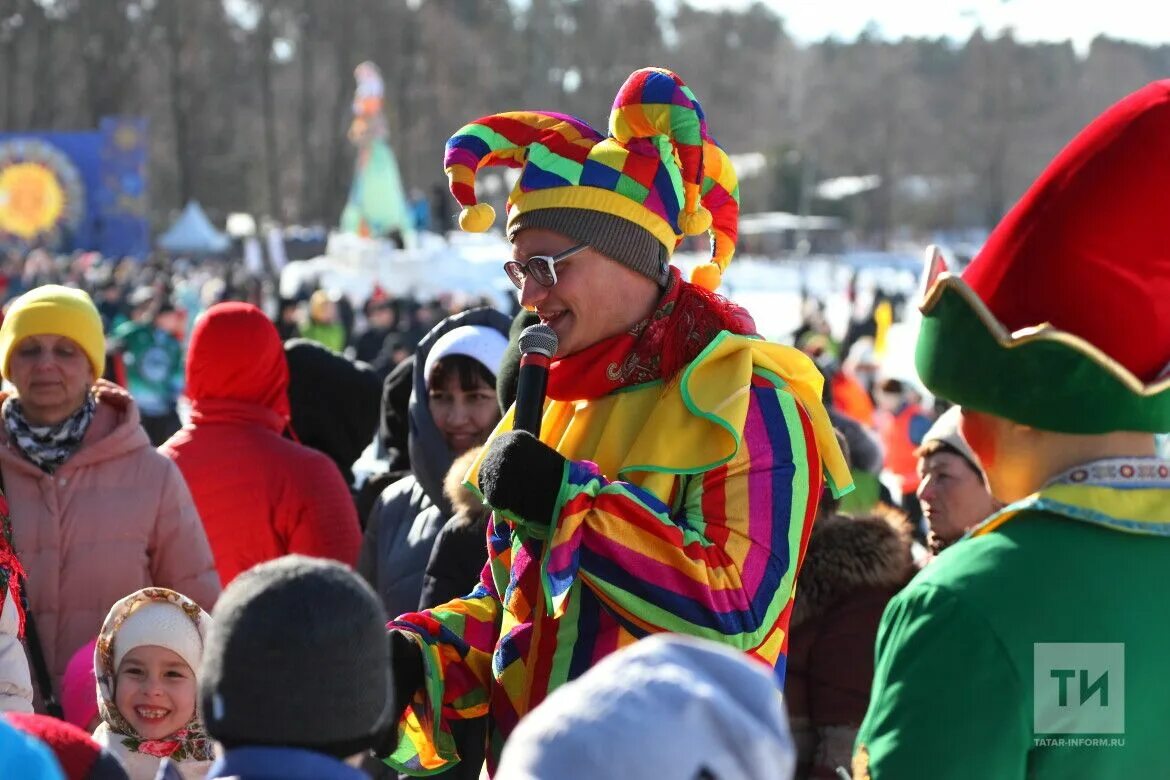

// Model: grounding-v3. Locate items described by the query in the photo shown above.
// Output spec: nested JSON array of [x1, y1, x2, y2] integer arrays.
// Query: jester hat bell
[[444, 67, 740, 291], [915, 80, 1170, 434]]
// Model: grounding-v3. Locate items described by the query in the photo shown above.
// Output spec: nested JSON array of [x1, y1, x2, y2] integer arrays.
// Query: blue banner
[[0, 116, 149, 258]]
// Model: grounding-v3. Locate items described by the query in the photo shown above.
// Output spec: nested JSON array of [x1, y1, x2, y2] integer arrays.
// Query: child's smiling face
[[115, 645, 196, 740]]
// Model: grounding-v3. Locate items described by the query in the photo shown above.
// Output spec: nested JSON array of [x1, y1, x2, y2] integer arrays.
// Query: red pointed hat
[[916, 80, 1170, 433]]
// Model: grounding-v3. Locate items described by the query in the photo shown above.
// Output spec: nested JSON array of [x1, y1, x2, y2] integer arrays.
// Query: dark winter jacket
[[284, 338, 382, 487], [786, 508, 914, 780], [357, 307, 510, 621], [354, 325, 392, 364], [354, 355, 415, 527], [207, 746, 366, 780], [419, 448, 491, 610], [380, 354, 415, 476]]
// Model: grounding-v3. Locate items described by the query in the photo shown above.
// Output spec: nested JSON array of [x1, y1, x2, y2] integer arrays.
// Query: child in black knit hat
[[199, 556, 396, 779]]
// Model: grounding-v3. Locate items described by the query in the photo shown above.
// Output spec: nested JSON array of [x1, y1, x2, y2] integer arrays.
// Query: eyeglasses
[[503, 243, 589, 290]]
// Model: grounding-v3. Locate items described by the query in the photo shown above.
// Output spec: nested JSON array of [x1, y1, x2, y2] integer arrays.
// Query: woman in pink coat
[[0, 285, 219, 706]]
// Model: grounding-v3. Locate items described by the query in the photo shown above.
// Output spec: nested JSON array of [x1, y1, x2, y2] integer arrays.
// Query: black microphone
[[513, 324, 558, 436]]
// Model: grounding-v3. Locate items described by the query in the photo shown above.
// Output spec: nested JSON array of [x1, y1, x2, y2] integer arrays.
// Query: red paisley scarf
[[0, 494, 25, 638], [546, 267, 757, 401]]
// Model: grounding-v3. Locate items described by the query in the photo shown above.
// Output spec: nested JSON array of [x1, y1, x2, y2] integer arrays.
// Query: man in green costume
[[854, 80, 1170, 778]]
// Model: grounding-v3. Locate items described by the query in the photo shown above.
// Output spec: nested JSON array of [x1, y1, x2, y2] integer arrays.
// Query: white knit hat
[[113, 600, 204, 674], [423, 325, 508, 381], [497, 633, 795, 780], [919, 406, 984, 476]]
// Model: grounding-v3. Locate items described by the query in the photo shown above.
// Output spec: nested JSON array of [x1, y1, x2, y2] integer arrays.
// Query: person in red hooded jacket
[[159, 302, 361, 587]]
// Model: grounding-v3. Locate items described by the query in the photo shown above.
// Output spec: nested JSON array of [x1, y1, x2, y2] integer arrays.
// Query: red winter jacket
[[160, 303, 360, 586]]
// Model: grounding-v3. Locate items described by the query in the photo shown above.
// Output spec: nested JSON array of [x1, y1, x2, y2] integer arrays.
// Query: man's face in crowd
[[916, 449, 998, 550], [511, 228, 659, 358]]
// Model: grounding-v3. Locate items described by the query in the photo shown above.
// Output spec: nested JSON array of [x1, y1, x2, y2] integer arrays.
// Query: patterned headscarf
[[94, 588, 214, 765], [1, 394, 96, 473]]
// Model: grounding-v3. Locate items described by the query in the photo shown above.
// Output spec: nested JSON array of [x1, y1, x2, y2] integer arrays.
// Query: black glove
[[478, 430, 567, 528], [373, 630, 424, 758]]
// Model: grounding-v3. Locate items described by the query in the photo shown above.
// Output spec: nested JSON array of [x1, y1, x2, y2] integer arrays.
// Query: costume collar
[[972, 457, 1170, 538], [472, 330, 854, 499]]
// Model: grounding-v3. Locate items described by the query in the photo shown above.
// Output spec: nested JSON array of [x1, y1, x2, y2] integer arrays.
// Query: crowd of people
[[0, 66, 1166, 780]]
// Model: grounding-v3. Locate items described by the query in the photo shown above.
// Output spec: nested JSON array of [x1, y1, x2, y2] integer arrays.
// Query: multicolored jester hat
[[443, 67, 740, 291]]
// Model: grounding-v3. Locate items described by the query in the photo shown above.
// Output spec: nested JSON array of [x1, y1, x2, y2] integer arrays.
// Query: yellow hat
[[0, 285, 106, 378]]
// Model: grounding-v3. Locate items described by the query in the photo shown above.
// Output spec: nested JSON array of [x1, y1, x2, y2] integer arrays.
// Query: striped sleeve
[[538, 379, 823, 657], [384, 516, 510, 775]]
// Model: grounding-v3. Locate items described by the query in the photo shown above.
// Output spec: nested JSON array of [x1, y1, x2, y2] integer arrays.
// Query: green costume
[[855, 81, 1170, 778], [856, 463, 1170, 778]]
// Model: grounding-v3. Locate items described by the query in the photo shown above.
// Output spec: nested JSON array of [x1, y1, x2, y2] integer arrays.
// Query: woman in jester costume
[[854, 81, 1170, 779], [378, 67, 852, 776]]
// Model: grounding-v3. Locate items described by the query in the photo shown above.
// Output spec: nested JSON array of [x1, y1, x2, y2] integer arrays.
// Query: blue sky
[[662, 0, 1168, 53]]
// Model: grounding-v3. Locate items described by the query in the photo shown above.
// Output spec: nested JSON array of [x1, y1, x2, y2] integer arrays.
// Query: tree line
[[2, 0, 1166, 245]]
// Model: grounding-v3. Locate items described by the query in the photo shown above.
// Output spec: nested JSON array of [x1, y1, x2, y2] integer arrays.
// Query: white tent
[[158, 201, 231, 254]]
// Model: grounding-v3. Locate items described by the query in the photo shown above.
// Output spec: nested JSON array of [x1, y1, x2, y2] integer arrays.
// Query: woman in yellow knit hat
[[0, 285, 219, 712]]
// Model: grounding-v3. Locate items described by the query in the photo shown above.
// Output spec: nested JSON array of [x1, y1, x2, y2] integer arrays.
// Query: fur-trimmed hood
[[792, 508, 914, 628], [444, 446, 490, 524]]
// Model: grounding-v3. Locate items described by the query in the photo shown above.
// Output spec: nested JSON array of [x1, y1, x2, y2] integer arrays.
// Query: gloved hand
[[477, 430, 567, 528], [373, 630, 424, 758]]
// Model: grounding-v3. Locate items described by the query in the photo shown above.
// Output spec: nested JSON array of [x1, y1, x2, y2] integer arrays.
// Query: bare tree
[[70, 0, 149, 126], [254, 0, 282, 221], [296, 0, 316, 221], [2, 1, 1166, 238], [26, 1, 57, 128], [0, 0, 28, 129], [159, 0, 193, 206]]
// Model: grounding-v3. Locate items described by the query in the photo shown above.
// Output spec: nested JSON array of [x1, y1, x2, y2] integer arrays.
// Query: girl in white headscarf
[[92, 588, 214, 780]]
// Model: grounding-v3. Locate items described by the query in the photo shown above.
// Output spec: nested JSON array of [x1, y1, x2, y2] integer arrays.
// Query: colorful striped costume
[[387, 333, 852, 775]]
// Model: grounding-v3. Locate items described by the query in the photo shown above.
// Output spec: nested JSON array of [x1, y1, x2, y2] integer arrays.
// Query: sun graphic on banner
[[0, 162, 66, 239], [0, 139, 85, 247]]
